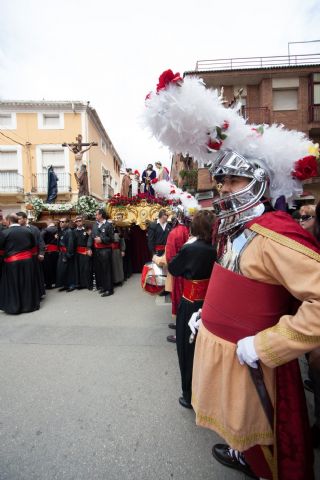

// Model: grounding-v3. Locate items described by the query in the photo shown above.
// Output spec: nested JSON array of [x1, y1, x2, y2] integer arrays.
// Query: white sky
[[0, 0, 320, 172]]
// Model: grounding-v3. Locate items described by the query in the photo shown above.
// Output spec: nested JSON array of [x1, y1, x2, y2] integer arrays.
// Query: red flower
[[134, 170, 140, 176], [222, 121, 229, 130], [292, 155, 318, 181], [151, 178, 158, 184], [156, 69, 182, 92], [170, 189, 176, 194], [187, 195, 192, 198], [207, 139, 222, 151]]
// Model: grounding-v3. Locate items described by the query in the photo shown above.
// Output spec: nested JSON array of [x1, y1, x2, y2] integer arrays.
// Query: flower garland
[[28, 195, 101, 219], [108, 192, 174, 207]]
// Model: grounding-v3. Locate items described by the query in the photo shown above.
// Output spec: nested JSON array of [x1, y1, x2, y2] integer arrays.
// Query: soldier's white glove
[[236, 336, 259, 369], [188, 309, 202, 335]]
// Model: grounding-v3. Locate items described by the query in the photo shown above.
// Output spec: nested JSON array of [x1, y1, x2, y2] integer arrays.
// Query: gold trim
[[249, 224, 320, 262], [268, 324, 320, 344], [192, 396, 273, 450], [258, 330, 283, 366]]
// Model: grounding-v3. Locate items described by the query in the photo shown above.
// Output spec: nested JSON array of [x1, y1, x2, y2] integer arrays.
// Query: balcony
[[241, 106, 271, 124], [195, 53, 320, 72], [309, 105, 320, 122], [32, 172, 72, 193], [0, 172, 24, 194]]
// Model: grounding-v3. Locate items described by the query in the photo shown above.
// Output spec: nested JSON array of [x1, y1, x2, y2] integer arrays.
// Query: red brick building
[[171, 53, 320, 204]]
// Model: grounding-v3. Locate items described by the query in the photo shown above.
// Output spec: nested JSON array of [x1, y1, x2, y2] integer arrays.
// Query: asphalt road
[[0, 274, 319, 480]]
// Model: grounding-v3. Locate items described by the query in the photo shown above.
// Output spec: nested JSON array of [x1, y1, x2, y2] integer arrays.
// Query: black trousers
[[176, 298, 203, 403], [94, 248, 113, 293]]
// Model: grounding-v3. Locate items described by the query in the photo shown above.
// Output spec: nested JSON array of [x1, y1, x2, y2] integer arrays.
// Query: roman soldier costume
[[144, 69, 320, 480]]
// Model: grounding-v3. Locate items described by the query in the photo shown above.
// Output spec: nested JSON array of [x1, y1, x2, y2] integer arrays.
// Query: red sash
[[4, 249, 33, 263], [59, 246, 67, 253], [31, 246, 39, 256], [45, 244, 59, 253], [0, 249, 4, 256], [182, 278, 209, 302], [111, 242, 120, 250], [202, 264, 293, 342], [76, 246, 88, 255], [155, 244, 165, 252], [94, 241, 112, 249]]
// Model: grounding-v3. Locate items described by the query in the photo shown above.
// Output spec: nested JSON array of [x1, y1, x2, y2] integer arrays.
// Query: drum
[[141, 261, 167, 294]]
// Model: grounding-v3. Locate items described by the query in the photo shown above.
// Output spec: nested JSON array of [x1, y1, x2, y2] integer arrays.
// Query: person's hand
[[87, 249, 92, 257], [121, 251, 125, 257], [95, 236, 101, 243], [236, 336, 259, 368], [188, 309, 202, 335], [38, 254, 44, 261]]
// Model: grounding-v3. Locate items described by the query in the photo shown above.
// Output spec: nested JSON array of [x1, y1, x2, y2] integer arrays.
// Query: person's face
[[75, 219, 83, 228], [299, 214, 315, 232], [217, 175, 251, 196], [95, 211, 102, 222], [159, 214, 168, 224], [17, 216, 27, 226], [147, 164, 153, 170], [59, 219, 68, 228]]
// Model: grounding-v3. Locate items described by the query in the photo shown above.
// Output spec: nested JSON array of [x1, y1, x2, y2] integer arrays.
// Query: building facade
[[172, 53, 320, 204], [0, 101, 122, 214]]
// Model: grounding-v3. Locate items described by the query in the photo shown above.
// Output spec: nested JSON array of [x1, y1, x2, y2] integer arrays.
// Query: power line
[[0, 130, 25, 147]]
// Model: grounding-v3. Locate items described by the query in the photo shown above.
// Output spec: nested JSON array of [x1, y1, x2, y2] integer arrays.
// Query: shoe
[[66, 287, 75, 292], [101, 291, 113, 297], [167, 335, 176, 343], [212, 444, 258, 479], [304, 378, 314, 393], [311, 424, 320, 448], [178, 397, 193, 409], [58, 287, 66, 292], [168, 323, 176, 330]]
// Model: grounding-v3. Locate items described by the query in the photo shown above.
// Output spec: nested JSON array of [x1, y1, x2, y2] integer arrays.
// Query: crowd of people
[[120, 162, 169, 197], [0, 208, 131, 315]]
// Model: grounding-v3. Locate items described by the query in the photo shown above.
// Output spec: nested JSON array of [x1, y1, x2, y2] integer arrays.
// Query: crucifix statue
[[62, 134, 98, 196]]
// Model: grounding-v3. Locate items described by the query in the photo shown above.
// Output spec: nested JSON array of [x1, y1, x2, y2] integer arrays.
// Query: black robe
[[74, 228, 92, 289], [88, 221, 114, 293], [28, 224, 46, 296], [41, 225, 58, 288], [0, 225, 41, 314], [168, 239, 217, 403], [147, 221, 171, 256], [56, 228, 75, 288]]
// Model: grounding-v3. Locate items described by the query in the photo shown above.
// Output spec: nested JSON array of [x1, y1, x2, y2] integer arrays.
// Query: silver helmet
[[209, 150, 269, 233]]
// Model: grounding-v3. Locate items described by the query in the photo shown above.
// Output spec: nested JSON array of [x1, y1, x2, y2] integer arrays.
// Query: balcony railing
[[309, 105, 320, 122], [32, 172, 71, 193], [241, 106, 271, 125], [0, 172, 24, 193], [195, 53, 320, 71]]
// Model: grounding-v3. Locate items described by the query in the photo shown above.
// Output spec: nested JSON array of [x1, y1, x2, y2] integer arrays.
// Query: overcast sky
[[0, 0, 319, 172]]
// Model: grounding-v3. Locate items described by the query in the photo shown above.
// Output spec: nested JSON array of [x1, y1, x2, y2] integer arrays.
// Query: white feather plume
[[144, 74, 316, 203]]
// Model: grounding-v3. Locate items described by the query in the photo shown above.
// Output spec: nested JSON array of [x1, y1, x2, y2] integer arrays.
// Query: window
[[0, 112, 16, 129], [36, 146, 70, 192], [273, 90, 298, 111], [38, 112, 64, 129], [0, 147, 23, 192], [101, 138, 107, 154]]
